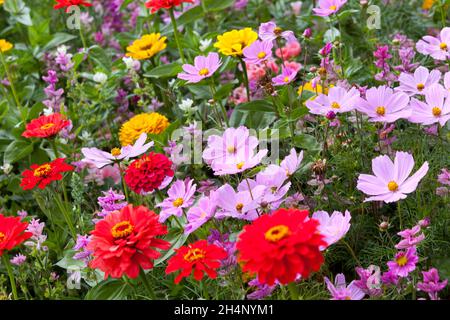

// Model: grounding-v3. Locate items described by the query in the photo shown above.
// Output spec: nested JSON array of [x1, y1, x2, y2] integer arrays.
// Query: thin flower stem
[[397, 201, 403, 230], [118, 164, 130, 203], [210, 78, 229, 127], [169, 8, 186, 64], [54, 191, 77, 239], [139, 268, 156, 299], [79, 24, 87, 50], [2, 254, 18, 300], [342, 240, 361, 266], [239, 57, 251, 102]]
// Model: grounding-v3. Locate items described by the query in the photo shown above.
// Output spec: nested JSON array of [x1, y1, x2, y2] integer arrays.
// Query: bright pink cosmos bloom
[[409, 84, 450, 126], [306, 86, 360, 116], [272, 67, 297, 86], [395, 225, 425, 249], [356, 86, 411, 123], [156, 178, 197, 222], [312, 210, 351, 250], [387, 246, 419, 277], [215, 184, 263, 221], [396, 66, 441, 96], [81, 133, 153, 168], [313, 0, 347, 17], [417, 268, 448, 300], [185, 193, 217, 235], [258, 21, 297, 43], [243, 40, 273, 65], [324, 273, 365, 300], [416, 27, 450, 61], [357, 151, 429, 203], [177, 52, 221, 84]]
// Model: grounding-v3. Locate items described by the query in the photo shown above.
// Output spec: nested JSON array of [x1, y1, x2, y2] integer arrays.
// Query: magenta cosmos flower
[[313, 0, 347, 17], [416, 27, 450, 61], [243, 40, 273, 65], [177, 52, 221, 84], [306, 86, 360, 116], [417, 268, 448, 300], [312, 210, 351, 250], [156, 178, 197, 222], [396, 66, 441, 96], [395, 225, 425, 250], [356, 86, 411, 123], [357, 151, 429, 203], [387, 246, 419, 277], [272, 66, 297, 86], [81, 133, 153, 168], [324, 273, 365, 300], [409, 84, 450, 127], [258, 21, 297, 43]]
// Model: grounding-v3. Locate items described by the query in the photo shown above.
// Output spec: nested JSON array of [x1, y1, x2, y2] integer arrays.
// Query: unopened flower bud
[[303, 28, 312, 39], [379, 221, 389, 231], [326, 111, 336, 120]]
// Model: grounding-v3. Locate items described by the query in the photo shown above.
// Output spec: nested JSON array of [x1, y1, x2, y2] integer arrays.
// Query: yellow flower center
[[331, 101, 341, 109], [198, 68, 209, 76], [417, 83, 425, 91], [257, 51, 267, 59], [227, 146, 236, 153], [440, 42, 447, 50], [111, 148, 121, 156], [183, 248, 206, 263], [274, 27, 283, 36], [111, 221, 134, 239], [33, 164, 52, 177], [265, 225, 290, 242], [396, 254, 408, 267], [40, 123, 55, 130], [235, 203, 244, 213], [387, 181, 399, 192], [376, 106, 386, 116], [173, 198, 184, 207], [236, 161, 245, 169], [432, 107, 442, 117], [329, 5, 337, 10], [0, 232, 5, 243], [283, 76, 290, 83]]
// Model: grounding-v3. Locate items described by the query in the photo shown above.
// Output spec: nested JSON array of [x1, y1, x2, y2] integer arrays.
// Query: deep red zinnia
[[145, 0, 194, 13], [0, 214, 32, 257], [20, 158, 74, 190], [124, 152, 174, 195], [165, 239, 227, 284], [88, 205, 170, 279], [53, 0, 92, 12], [236, 208, 326, 286], [22, 113, 70, 139]]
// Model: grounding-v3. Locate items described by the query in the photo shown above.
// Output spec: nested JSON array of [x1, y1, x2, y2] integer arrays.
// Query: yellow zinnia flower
[[214, 28, 258, 57], [126, 33, 167, 60], [119, 113, 170, 146], [298, 81, 330, 96], [0, 0, 4, 5], [422, 0, 435, 10], [0, 39, 13, 53]]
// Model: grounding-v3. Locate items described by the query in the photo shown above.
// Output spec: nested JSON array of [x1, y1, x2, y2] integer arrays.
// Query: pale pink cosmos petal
[[371, 155, 394, 184], [399, 161, 429, 194], [81, 147, 115, 168], [393, 151, 415, 185], [357, 174, 388, 195]]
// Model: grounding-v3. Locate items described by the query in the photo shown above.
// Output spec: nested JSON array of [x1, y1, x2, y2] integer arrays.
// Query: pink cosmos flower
[[324, 273, 365, 300], [215, 184, 263, 221], [258, 21, 297, 43], [357, 152, 429, 203], [313, 0, 347, 17], [281, 148, 304, 177], [354, 265, 382, 297], [243, 40, 273, 65], [417, 268, 448, 300], [395, 225, 425, 249], [356, 86, 411, 123], [387, 246, 419, 277], [444, 72, 450, 92], [290, 1, 303, 15], [185, 193, 217, 235], [272, 66, 297, 86], [306, 86, 360, 116], [416, 27, 450, 61], [156, 178, 197, 222], [437, 168, 450, 185], [409, 84, 450, 126], [312, 210, 351, 249], [177, 52, 222, 84], [81, 133, 153, 168], [396, 66, 441, 96]]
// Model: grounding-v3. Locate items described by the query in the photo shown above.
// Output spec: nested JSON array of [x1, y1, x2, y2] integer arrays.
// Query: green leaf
[[27, 102, 44, 120], [214, 83, 234, 100], [205, 0, 235, 11], [42, 33, 77, 52], [293, 134, 321, 152], [89, 46, 112, 71], [3, 140, 34, 164], [85, 279, 130, 300], [144, 62, 182, 78], [154, 231, 189, 266], [324, 27, 340, 43], [234, 100, 275, 113], [0, 100, 9, 121]]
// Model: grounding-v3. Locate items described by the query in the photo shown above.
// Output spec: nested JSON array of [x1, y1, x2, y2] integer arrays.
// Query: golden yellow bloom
[[119, 113, 170, 146], [422, 0, 435, 10], [126, 33, 167, 60], [298, 81, 331, 97], [0, 39, 13, 53], [214, 28, 258, 57], [0, 0, 4, 5]]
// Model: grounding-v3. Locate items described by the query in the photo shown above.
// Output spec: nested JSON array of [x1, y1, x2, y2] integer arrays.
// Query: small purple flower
[[17, 210, 28, 220], [156, 178, 197, 222], [303, 28, 312, 39], [73, 234, 93, 265], [97, 188, 127, 218], [324, 273, 365, 300], [24, 218, 47, 251], [177, 52, 222, 84], [10, 254, 26, 266], [243, 40, 273, 65], [417, 268, 448, 300], [319, 43, 333, 56], [272, 67, 297, 86], [247, 278, 277, 300], [387, 246, 419, 277]]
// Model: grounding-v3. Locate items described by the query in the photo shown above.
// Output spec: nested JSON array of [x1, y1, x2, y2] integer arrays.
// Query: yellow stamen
[[432, 107, 442, 117], [283, 76, 290, 83], [376, 106, 386, 116], [440, 42, 447, 50], [198, 68, 209, 76], [183, 248, 206, 263], [33, 164, 52, 177], [236, 161, 245, 169], [329, 5, 337, 10], [173, 198, 184, 207], [235, 203, 244, 213], [227, 146, 236, 153], [111, 221, 134, 238], [331, 101, 341, 109], [396, 255, 408, 267], [257, 51, 267, 59], [40, 123, 55, 130], [274, 27, 283, 36], [265, 225, 290, 242], [111, 148, 121, 156], [388, 181, 399, 192], [417, 83, 425, 91]]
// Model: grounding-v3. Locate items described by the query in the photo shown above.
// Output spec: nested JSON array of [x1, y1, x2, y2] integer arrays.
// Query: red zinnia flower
[[0, 214, 32, 257], [124, 152, 174, 194], [22, 113, 70, 139], [236, 208, 326, 285], [145, 0, 194, 13], [88, 205, 170, 279], [53, 0, 92, 12], [165, 240, 227, 284], [20, 158, 74, 190]]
